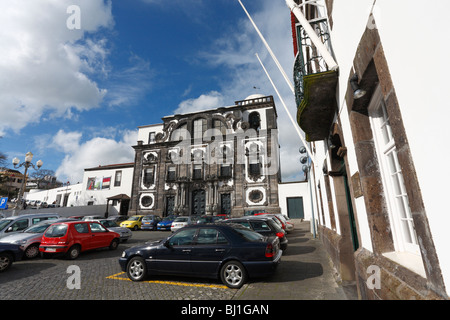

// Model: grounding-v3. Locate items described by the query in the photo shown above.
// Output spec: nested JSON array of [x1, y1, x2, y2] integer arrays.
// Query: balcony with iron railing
[[292, 2, 338, 142]]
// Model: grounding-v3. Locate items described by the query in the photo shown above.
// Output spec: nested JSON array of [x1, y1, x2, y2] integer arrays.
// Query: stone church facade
[[128, 94, 281, 218]]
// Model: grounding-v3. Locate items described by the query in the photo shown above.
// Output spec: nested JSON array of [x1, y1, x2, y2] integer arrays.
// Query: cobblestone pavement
[[0, 220, 356, 301]]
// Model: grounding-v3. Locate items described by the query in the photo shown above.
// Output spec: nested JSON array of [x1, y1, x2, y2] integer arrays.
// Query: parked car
[[195, 215, 227, 224], [39, 202, 48, 208], [257, 214, 285, 233], [141, 215, 161, 231], [170, 216, 198, 233], [107, 215, 129, 224], [39, 221, 120, 259], [220, 216, 288, 251], [156, 216, 175, 231], [93, 219, 132, 242], [120, 215, 145, 231], [82, 215, 104, 221], [0, 213, 60, 240], [255, 213, 293, 233], [68, 216, 84, 220], [0, 218, 76, 259], [119, 223, 281, 288], [0, 243, 24, 272]]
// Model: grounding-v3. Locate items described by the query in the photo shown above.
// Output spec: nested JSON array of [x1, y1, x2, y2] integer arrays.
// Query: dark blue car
[[0, 243, 24, 272], [119, 223, 281, 288], [141, 215, 161, 231]]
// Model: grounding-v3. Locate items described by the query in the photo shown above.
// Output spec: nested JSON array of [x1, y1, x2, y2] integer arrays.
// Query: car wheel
[[133, 225, 139, 231], [127, 256, 147, 281], [109, 238, 119, 250], [0, 253, 13, 272], [220, 261, 247, 289], [25, 244, 40, 259], [66, 245, 80, 260]]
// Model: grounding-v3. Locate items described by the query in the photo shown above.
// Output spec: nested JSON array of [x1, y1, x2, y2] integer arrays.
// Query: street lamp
[[12, 152, 43, 215]]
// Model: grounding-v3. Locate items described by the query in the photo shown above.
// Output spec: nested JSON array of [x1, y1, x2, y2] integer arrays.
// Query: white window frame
[[369, 85, 420, 255]]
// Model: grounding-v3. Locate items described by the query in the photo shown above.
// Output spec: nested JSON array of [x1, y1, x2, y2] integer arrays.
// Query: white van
[[0, 213, 60, 240]]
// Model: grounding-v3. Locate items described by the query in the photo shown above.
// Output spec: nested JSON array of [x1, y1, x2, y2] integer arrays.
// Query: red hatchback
[[39, 221, 120, 259]]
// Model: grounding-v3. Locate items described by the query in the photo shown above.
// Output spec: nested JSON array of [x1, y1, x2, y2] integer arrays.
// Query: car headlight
[[121, 251, 126, 258], [14, 240, 27, 245]]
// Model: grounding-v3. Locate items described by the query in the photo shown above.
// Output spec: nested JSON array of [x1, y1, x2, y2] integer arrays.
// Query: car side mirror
[[164, 240, 172, 248]]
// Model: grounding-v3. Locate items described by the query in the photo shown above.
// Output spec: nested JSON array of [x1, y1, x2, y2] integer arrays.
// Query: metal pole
[[238, 0, 295, 95], [13, 163, 29, 216], [285, 0, 338, 71], [255, 53, 315, 163]]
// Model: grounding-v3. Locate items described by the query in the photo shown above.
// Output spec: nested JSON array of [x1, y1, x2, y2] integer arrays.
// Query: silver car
[[0, 218, 75, 259], [0, 213, 60, 240], [170, 216, 198, 233], [94, 219, 132, 242]]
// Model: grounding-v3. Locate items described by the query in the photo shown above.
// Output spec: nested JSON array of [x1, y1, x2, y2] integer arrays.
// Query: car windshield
[[0, 219, 13, 231], [44, 224, 68, 238], [128, 216, 141, 221], [174, 217, 188, 222], [162, 217, 172, 222], [232, 227, 264, 242], [142, 216, 155, 221], [23, 223, 52, 233]]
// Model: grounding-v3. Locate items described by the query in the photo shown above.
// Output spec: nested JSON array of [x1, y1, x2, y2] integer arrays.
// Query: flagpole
[[238, 0, 295, 95], [255, 53, 314, 163]]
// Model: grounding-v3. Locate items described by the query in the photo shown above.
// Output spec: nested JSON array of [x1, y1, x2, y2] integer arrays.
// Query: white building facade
[[289, 0, 449, 299], [26, 163, 134, 215]]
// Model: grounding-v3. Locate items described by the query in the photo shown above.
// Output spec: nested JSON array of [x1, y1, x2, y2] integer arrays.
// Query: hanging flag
[[102, 177, 111, 189]]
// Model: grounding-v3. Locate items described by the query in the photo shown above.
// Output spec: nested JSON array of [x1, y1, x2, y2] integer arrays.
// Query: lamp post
[[12, 152, 43, 216], [300, 146, 316, 238]]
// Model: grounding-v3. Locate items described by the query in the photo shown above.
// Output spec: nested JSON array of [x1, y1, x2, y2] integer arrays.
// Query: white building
[[26, 163, 134, 216], [288, 0, 449, 299]]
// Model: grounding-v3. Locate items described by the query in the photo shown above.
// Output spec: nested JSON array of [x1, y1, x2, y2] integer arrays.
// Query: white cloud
[[53, 129, 137, 184], [0, 0, 114, 136], [175, 91, 225, 115]]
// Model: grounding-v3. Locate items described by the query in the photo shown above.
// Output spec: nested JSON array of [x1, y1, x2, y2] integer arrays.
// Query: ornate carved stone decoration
[[143, 152, 158, 165], [156, 120, 177, 142]]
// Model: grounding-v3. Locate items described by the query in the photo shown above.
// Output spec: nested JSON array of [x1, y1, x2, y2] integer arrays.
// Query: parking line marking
[[106, 272, 228, 289]]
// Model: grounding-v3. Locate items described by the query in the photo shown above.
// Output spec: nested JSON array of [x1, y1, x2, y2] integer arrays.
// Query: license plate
[[46, 248, 56, 252]]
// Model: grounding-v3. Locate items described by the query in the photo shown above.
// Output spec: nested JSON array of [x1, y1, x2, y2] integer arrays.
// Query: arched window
[[193, 118, 207, 140], [248, 112, 261, 131], [213, 119, 227, 135], [171, 123, 188, 141]]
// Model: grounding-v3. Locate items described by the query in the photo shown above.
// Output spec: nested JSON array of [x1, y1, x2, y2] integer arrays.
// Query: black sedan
[[220, 216, 288, 251], [0, 243, 24, 272], [119, 223, 281, 288]]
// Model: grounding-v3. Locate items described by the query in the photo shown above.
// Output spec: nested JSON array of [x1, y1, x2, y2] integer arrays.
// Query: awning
[[107, 194, 130, 201]]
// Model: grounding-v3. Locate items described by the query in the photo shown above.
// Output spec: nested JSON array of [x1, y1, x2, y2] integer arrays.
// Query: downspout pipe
[[285, 0, 338, 71]]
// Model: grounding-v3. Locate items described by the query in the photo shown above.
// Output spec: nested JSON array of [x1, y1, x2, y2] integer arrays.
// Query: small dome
[[244, 93, 265, 100]]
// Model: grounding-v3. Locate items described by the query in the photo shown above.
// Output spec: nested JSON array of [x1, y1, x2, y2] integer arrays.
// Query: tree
[[29, 169, 61, 189]]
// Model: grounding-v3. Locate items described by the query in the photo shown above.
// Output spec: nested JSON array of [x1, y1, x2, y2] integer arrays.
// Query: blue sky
[[0, 0, 304, 184]]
